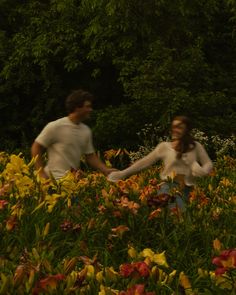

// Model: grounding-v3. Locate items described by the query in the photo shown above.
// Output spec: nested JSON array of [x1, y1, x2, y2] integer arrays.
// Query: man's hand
[[85, 153, 118, 176], [103, 167, 118, 177], [38, 169, 49, 179]]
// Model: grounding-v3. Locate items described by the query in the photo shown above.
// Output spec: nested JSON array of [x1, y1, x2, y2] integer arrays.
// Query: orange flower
[[111, 225, 129, 238], [33, 274, 65, 294], [6, 216, 17, 231], [114, 196, 140, 214], [148, 208, 162, 220], [213, 238, 222, 252], [179, 272, 193, 294]]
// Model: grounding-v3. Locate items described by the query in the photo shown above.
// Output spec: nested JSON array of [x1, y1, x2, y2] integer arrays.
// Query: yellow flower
[[99, 285, 119, 295], [198, 268, 208, 278], [85, 265, 95, 279], [168, 269, 177, 283], [96, 271, 104, 283], [104, 267, 119, 282], [153, 251, 169, 268], [220, 178, 232, 187], [128, 246, 137, 259], [208, 184, 213, 192], [11, 204, 23, 218], [141, 248, 169, 268], [209, 271, 232, 290], [141, 248, 155, 259]]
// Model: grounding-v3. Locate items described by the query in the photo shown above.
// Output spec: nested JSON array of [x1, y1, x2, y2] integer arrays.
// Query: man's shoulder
[[79, 123, 92, 131], [47, 117, 69, 126]]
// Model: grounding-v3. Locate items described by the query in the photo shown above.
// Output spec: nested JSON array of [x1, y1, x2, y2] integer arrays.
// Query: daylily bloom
[[99, 284, 119, 295], [0, 200, 8, 209], [119, 261, 150, 278], [128, 246, 138, 259], [141, 249, 169, 268], [6, 216, 17, 231], [0, 184, 10, 196], [212, 249, 236, 275], [111, 225, 129, 238], [114, 196, 140, 214], [213, 238, 222, 252], [209, 271, 232, 290], [119, 284, 155, 295], [148, 208, 162, 220], [179, 272, 193, 295], [33, 274, 65, 294]]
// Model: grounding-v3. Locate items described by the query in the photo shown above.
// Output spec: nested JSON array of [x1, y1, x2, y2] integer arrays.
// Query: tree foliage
[[0, 0, 235, 152]]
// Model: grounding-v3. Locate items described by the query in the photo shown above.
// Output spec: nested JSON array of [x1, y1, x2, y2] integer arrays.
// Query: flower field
[[0, 152, 235, 294]]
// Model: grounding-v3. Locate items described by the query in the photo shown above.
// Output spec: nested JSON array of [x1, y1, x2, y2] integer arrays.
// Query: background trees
[[0, 0, 235, 153]]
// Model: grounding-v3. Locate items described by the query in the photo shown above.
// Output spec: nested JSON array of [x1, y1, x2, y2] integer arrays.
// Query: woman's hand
[[107, 170, 124, 182]]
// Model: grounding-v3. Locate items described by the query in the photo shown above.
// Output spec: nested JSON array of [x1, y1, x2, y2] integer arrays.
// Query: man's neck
[[68, 113, 81, 125]]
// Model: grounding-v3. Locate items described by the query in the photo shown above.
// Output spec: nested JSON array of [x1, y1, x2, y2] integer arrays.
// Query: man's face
[[76, 100, 93, 121], [171, 120, 187, 140]]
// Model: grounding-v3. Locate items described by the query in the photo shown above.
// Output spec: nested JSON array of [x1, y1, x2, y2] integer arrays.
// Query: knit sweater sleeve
[[107, 142, 166, 182], [191, 142, 213, 177]]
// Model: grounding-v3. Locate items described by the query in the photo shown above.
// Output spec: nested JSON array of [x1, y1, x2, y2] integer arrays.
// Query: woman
[[108, 116, 213, 209]]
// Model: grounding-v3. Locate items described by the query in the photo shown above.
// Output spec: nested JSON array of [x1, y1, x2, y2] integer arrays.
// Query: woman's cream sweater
[[108, 141, 213, 186]]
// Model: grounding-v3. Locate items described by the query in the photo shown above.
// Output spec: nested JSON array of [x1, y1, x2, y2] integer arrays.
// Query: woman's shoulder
[[156, 141, 170, 147], [154, 141, 171, 152], [193, 141, 204, 148]]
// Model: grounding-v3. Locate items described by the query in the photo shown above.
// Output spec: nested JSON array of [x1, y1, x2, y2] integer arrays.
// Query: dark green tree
[[0, 0, 235, 152]]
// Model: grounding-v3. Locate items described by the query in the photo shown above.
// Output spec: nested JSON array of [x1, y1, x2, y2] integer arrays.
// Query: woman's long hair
[[172, 116, 196, 159]]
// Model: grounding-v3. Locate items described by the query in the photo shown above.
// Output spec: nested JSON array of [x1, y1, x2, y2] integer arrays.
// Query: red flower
[[212, 248, 236, 275], [0, 200, 8, 209], [119, 262, 150, 278], [119, 284, 155, 295], [135, 262, 150, 277], [120, 263, 134, 277], [33, 274, 65, 294]]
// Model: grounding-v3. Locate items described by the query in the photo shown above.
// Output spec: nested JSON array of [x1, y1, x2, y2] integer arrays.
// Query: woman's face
[[171, 120, 187, 140]]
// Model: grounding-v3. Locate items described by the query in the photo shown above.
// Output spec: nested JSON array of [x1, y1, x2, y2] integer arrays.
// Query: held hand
[[38, 169, 49, 179], [107, 170, 124, 182], [103, 167, 119, 177]]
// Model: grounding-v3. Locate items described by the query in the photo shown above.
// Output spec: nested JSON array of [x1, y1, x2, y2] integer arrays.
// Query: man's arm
[[85, 153, 116, 176], [31, 141, 48, 178]]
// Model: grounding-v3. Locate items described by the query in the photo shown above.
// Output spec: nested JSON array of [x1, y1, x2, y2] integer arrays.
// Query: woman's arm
[[108, 143, 165, 182], [191, 142, 213, 177]]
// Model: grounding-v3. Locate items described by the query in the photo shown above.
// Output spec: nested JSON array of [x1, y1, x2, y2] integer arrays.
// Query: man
[[31, 89, 115, 179]]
